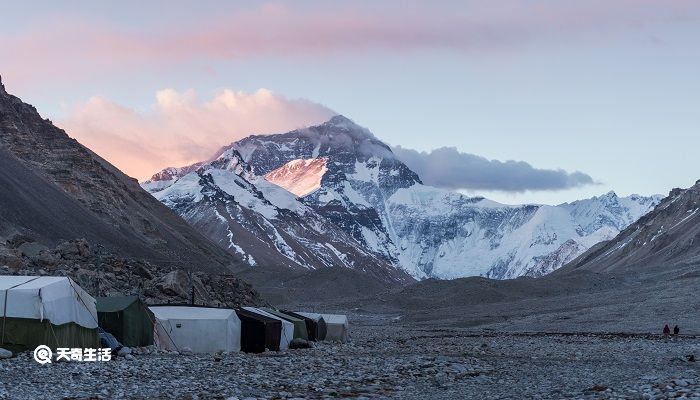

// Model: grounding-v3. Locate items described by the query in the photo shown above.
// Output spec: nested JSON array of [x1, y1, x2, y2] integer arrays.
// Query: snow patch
[[264, 158, 328, 197]]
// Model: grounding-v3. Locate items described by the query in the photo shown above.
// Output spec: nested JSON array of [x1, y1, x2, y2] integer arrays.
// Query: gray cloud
[[392, 146, 597, 192]]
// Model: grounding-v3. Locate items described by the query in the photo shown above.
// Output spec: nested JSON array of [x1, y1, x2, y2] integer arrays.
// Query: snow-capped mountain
[[565, 180, 700, 274], [145, 115, 661, 280], [228, 115, 662, 279], [142, 146, 413, 284]]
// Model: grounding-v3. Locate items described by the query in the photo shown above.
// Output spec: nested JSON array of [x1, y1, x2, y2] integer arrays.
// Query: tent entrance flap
[[236, 308, 282, 352], [97, 296, 154, 347]]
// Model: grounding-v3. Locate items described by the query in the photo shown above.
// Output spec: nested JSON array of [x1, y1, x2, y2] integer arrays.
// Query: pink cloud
[[58, 88, 335, 180], [2, 1, 699, 87]]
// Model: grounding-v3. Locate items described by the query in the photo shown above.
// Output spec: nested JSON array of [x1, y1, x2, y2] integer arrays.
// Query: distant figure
[[674, 325, 680, 336], [663, 324, 671, 337]]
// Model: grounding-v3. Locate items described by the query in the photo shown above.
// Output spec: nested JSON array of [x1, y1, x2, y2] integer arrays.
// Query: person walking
[[673, 325, 680, 336], [663, 324, 671, 337]]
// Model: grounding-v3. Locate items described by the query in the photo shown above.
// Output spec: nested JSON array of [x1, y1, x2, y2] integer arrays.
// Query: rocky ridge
[[0, 237, 262, 307]]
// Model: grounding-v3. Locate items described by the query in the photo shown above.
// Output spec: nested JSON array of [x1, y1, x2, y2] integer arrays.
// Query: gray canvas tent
[[297, 312, 348, 343], [0, 276, 99, 351], [149, 306, 241, 353], [282, 310, 327, 341], [262, 308, 308, 340], [97, 296, 154, 347]]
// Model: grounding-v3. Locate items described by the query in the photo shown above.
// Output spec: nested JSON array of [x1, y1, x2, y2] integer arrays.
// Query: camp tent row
[[0, 275, 349, 354], [296, 312, 349, 343]]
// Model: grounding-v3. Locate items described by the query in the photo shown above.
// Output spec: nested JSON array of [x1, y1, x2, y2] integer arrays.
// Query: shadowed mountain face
[[0, 76, 239, 272], [564, 180, 700, 275]]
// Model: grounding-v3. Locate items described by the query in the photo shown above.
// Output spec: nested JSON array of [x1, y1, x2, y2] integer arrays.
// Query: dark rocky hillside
[[0, 76, 240, 272]]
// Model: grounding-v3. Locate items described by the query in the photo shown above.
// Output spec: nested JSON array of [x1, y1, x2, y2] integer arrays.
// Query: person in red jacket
[[663, 324, 671, 337]]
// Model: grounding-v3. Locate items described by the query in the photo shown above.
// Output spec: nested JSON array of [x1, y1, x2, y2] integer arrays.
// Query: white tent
[[149, 306, 241, 353], [297, 312, 349, 343], [0, 276, 99, 349], [243, 307, 294, 350]]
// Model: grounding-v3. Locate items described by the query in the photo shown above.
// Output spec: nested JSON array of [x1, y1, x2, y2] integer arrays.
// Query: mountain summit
[[143, 142, 413, 283], [145, 116, 661, 280]]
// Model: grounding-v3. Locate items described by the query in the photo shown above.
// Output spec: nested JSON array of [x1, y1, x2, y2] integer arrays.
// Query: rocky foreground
[[0, 314, 698, 399]]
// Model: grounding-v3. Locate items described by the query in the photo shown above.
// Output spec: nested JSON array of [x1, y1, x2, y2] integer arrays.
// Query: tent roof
[[243, 307, 294, 328], [0, 276, 37, 290], [0, 275, 97, 328], [0, 276, 70, 290], [236, 308, 278, 323], [263, 308, 303, 323], [97, 296, 141, 312], [149, 306, 236, 320], [297, 312, 348, 325]]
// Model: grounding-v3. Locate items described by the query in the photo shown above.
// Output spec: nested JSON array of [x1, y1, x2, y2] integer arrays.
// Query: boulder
[[0, 247, 24, 268], [155, 270, 190, 298], [17, 242, 49, 258], [0, 348, 12, 359], [117, 347, 132, 357], [55, 239, 92, 261]]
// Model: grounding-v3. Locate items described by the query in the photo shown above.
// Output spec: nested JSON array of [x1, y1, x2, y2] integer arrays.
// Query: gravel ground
[[0, 314, 698, 399]]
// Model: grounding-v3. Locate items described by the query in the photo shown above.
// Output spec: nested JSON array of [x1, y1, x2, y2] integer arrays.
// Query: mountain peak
[[600, 191, 619, 202], [325, 114, 356, 127]]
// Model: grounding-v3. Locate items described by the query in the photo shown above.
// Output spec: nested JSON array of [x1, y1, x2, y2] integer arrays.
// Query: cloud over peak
[[59, 88, 335, 180], [392, 146, 596, 192]]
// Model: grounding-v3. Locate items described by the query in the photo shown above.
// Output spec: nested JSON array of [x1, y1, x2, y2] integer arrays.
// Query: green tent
[[262, 308, 309, 340], [97, 296, 154, 347], [0, 276, 100, 352]]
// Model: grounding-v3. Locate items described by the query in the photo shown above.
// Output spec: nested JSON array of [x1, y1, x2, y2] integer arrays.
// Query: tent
[[0, 276, 99, 351], [149, 306, 240, 353], [262, 308, 308, 340], [281, 310, 327, 341], [97, 296, 154, 347], [297, 312, 349, 343], [243, 307, 293, 350], [235, 308, 281, 353]]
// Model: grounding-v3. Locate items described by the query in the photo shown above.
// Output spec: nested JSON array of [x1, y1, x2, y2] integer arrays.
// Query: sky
[[1, 0, 698, 205]]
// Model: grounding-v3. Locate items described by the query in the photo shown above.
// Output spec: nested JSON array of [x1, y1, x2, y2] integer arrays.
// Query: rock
[[0, 348, 12, 359], [17, 242, 49, 258], [154, 270, 191, 298], [54, 239, 92, 261], [289, 339, 313, 349], [117, 347, 132, 357], [0, 247, 24, 268]]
